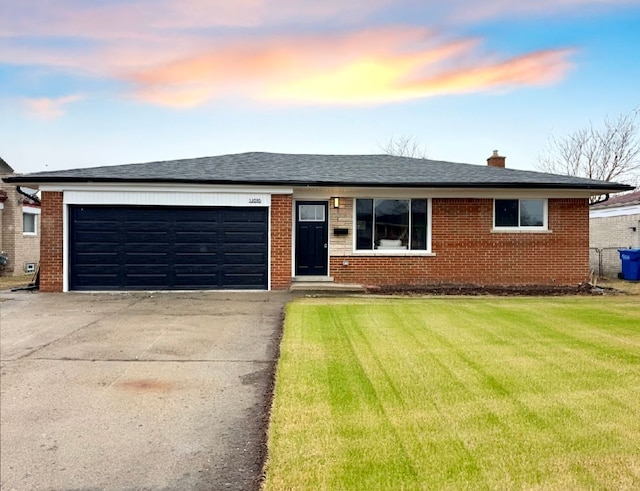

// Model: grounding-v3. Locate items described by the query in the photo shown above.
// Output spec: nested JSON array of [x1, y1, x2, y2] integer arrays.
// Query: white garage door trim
[[63, 190, 271, 207], [61, 189, 278, 292]]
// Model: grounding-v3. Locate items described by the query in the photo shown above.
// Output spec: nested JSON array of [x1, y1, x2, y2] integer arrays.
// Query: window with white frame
[[355, 198, 429, 251], [23, 211, 38, 235], [494, 199, 547, 229]]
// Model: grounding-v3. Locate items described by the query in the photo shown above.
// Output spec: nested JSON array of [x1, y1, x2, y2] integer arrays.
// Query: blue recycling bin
[[618, 249, 640, 281]]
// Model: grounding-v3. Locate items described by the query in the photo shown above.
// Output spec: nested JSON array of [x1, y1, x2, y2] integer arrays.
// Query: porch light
[[333, 197, 340, 209]]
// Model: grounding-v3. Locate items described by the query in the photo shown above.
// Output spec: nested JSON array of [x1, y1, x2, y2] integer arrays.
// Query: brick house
[[0, 157, 41, 277], [589, 189, 640, 278], [3, 151, 631, 292]]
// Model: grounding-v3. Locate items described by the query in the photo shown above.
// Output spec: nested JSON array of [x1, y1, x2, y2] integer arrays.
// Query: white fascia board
[[38, 182, 599, 199], [292, 186, 595, 199], [40, 183, 294, 194]]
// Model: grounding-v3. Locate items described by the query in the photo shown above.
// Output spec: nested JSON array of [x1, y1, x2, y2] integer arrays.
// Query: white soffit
[[292, 187, 595, 199], [590, 204, 640, 218]]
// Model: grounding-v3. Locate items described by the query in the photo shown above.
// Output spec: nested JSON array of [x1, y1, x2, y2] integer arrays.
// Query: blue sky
[[1, 0, 639, 173]]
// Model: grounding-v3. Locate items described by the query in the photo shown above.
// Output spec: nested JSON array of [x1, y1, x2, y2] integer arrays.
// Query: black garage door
[[69, 206, 268, 290]]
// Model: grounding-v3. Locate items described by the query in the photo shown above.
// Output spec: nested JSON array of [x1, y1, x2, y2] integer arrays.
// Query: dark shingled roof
[[2, 152, 633, 191], [0, 156, 14, 175], [590, 189, 640, 208]]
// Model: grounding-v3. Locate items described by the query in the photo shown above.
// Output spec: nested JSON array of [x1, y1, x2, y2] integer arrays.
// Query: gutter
[[17, 186, 41, 205], [2, 177, 634, 192], [590, 194, 610, 206]]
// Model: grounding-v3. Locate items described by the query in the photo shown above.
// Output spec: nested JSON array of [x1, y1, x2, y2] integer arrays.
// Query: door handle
[[324, 243, 328, 248]]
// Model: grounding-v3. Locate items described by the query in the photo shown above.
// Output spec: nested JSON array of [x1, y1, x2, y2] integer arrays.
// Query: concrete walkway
[[0, 290, 289, 491]]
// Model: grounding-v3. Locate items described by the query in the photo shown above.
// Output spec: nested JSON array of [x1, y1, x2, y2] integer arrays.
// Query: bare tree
[[379, 135, 428, 159], [537, 108, 640, 190]]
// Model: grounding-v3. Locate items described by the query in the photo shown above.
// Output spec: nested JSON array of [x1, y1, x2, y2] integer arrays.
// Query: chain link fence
[[590, 247, 626, 278]]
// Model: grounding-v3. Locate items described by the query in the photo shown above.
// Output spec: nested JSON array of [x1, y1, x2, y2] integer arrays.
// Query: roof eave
[[3, 176, 633, 193]]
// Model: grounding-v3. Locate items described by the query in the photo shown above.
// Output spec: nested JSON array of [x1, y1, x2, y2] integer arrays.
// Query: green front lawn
[[264, 297, 640, 490]]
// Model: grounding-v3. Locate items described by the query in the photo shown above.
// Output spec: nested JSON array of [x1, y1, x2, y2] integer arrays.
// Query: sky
[[1, 0, 639, 174]]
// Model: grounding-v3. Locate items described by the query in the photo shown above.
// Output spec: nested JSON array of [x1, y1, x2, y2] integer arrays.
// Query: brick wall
[[0, 177, 40, 276], [270, 194, 293, 290], [330, 198, 590, 287], [589, 213, 640, 277], [329, 198, 353, 256], [39, 191, 64, 292], [35, 193, 589, 292], [0, 179, 16, 274], [14, 206, 40, 274], [590, 214, 640, 249]]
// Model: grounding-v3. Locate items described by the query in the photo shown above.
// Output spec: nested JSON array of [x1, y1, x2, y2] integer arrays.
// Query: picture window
[[355, 199, 429, 251]]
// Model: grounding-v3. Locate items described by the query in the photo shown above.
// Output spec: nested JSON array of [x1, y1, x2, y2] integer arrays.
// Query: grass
[[264, 297, 640, 490], [598, 277, 640, 295], [0, 273, 34, 290]]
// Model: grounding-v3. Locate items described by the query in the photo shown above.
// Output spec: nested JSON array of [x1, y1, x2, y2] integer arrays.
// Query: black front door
[[295, 201, 328, 276]]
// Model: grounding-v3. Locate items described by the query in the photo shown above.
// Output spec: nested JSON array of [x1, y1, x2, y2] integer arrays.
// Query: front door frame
[[294, 200, 329, 276]]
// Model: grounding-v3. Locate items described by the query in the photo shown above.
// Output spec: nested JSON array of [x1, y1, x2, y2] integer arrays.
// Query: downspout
[[589, 193, 609, 206], [16, 186, 41, 205]]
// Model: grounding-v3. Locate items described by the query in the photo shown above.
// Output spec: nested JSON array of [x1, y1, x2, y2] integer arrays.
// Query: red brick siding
[[270, 194, 292, 290], [330, 198, 589, 287], [38, 193, 587, 292], [39, 191, 64, 292]]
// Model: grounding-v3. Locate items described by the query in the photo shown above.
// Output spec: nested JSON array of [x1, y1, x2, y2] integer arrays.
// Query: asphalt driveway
[[0, 290, 289, 491]]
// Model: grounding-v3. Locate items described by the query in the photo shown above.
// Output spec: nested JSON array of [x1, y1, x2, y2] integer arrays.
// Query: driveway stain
[[117, 379, 177, 392]]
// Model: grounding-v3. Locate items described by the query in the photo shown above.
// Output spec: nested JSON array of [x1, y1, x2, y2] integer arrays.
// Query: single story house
[[589, 189, 640, 278], [3, 151, 632, 292], [1, 157, 41, 276]]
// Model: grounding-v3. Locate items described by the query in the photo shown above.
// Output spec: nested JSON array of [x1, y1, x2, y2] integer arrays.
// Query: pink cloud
[[24, 95, 84, 119], [447, 0, 640, 22], [0, 0, 393, 40], [4, 0, 632, 42], [0, 0, 397, 81], [0, 0, 260, 40], [3, 0, 609, 108], [121, 27, 435, 105], [401, 49, 575, 95], [122, 28, 574, 106]]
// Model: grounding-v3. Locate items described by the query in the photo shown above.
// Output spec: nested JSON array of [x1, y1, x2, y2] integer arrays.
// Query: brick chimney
[[487, 150, 506, 168]]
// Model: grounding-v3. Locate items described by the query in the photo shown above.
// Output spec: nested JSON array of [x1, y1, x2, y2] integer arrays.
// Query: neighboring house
[[0, 157, 41, 277], [3, 151, 632, 292], [589, 189, 640, 278]]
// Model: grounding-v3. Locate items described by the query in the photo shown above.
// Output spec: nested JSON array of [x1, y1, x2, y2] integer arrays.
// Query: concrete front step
[[289, 282, 366, 293], [291, 276, 335, 283]]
